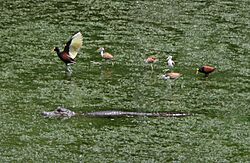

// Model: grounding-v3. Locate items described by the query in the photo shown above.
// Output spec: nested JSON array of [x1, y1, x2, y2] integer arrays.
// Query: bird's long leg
[[169, 66, 174, 72], [151, 64, 154, 70], [65, 64, 73, 74]]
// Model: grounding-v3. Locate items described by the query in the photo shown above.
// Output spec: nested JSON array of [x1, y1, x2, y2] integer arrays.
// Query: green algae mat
[[0, 0, 249, 162]]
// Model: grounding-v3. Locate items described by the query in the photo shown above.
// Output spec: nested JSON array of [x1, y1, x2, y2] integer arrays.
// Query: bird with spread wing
[[53, 32, 83, 74]]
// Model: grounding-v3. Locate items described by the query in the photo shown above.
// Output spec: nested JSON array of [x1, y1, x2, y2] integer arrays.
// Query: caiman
[[42, 106, 190, 118]]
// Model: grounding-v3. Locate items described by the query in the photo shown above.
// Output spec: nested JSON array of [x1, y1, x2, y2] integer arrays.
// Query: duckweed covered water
[[0, 0, 249, 162]]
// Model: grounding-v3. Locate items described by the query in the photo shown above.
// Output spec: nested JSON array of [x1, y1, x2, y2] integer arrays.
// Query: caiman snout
[[42, 107, 76, 118]]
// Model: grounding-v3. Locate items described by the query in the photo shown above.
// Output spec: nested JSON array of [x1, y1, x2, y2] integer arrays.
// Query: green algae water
[[0, 0, 249, 162]]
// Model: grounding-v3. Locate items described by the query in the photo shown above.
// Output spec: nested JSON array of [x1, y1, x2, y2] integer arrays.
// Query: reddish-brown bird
[[162, 72, 182, 80], [196, 65, 216, 77], [53, 32, 83, 73], [145, 56, 158, 70], [98, 47, 113, 60], [145, 56, 158, 63]]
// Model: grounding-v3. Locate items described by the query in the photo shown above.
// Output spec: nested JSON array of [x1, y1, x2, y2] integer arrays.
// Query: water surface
[[0, 0, 249, 162]]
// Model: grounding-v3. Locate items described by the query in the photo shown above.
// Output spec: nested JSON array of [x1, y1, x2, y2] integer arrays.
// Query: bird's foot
[[150, 64, 154, 70], [66, 64, 73, 74]]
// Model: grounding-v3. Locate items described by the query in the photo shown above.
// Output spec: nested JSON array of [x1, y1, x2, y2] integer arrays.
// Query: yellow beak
[[51, 48, 55, 53], [196, 68, 199, 74]]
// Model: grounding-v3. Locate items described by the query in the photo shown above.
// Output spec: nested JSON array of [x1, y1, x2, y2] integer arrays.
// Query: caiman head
[[42, 107, 76, 118]]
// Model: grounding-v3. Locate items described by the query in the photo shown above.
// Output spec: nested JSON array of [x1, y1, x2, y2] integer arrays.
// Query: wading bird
[[53, 32, 83, 74], [167, 56, 175, 71], [145, 56, 158, 70], [162, 72, 182, 80], [196, 65, 216, 77], [98, 47, 113, 61]]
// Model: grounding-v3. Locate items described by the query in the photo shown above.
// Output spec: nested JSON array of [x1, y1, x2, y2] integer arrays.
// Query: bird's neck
[[100, 50, 104, 57], [54, 47, 61, 56]]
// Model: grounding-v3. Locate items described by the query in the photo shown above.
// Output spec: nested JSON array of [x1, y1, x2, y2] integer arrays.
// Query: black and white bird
[[167, 56, 175, 70]]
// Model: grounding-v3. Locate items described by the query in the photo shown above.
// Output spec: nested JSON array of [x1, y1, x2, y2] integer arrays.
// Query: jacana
[[53, 32, 83, 73], [98, 47, 113, 60], [162, 72, 182, 80], [145, 56, 158, 63], [167, 56, 175, 70], [196, 65, 216, 77], [145, 56, 158, 70]]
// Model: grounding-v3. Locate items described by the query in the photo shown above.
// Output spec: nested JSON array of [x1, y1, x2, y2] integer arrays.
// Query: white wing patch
[[69, 32, 83, 59]]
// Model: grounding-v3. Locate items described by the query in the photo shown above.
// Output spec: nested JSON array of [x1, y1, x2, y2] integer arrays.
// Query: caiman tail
[[84, 111, 190, 118]]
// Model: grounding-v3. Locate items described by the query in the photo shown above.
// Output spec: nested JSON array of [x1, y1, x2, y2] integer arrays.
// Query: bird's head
[[167, 56, 172, 60], [97, 47, 105, 52], [162, 74, 170, 80], [52, 47, 60, 53]]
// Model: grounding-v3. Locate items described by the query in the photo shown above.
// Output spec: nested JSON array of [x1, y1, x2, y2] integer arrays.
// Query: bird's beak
[[196, 68, 199, 74], [51, 48, 55, 53]]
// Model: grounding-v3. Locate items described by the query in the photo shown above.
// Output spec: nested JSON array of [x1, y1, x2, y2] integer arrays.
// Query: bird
[[53, 32, 83, 73], [196, 65, 216, 77], [98, 47, 113, 60], [145, 56, 158, 63], [145, 56, 158, 70], [162, 72, 182, 80], [167, 56, 175, 70]]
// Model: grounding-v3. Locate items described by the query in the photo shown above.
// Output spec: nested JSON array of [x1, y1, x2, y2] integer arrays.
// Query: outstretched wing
[[64, 32, 83, 59], [172, 60, 175, 65]]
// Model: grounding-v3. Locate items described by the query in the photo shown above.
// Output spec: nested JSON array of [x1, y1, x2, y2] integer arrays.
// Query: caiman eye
[[57, 107, 63, 112]]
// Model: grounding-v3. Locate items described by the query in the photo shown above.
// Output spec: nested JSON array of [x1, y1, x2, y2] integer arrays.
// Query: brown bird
[[98, 47, 113, 60], [162, 72, 182, 80], [53, 32, 83, 73], [145, 56, 158, 70], [145, 56, 158, 63], [196, 65, 216, 77]]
